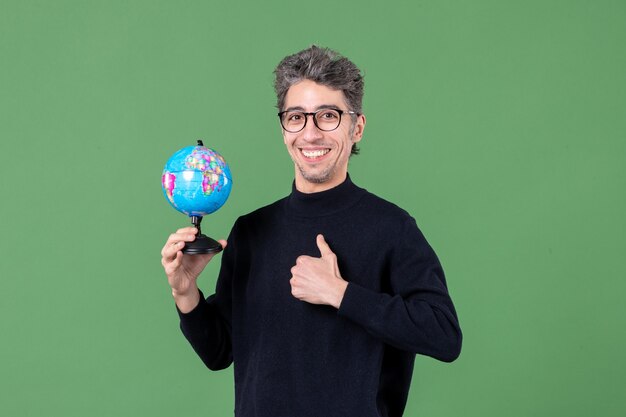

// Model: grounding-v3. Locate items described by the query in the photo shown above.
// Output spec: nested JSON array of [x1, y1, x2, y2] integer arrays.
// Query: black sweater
[[178, 175, 462, 417]]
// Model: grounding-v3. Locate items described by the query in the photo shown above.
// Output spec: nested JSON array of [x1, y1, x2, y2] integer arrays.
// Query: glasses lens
[[281, 111, 306, 132], [280, 109, 343, 132], [314, 109, 341, 131]]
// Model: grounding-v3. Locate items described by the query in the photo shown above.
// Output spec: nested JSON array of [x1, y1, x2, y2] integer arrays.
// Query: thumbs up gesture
[[289, 234, 349, 309]]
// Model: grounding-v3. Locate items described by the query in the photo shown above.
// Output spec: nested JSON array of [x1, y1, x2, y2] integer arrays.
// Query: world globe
[[161, 143, 232, 217]]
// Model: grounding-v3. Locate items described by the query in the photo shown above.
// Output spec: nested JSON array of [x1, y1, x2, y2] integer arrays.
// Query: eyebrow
[[283, 104, 342, 112]]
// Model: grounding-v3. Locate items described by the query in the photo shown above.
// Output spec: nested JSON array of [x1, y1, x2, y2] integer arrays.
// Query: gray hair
[[274, 45, 364, 155]]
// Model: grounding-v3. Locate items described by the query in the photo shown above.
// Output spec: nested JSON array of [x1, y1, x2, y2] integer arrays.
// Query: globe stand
[[182, 215, 223, 255]]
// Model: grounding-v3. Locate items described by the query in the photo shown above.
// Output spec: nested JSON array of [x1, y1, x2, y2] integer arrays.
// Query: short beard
[[292, 120, 355, 184], [296, 160, 336, 184]]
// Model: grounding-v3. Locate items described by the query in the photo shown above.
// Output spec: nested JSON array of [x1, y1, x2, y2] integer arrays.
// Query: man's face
[[281, 80, 365, 193]]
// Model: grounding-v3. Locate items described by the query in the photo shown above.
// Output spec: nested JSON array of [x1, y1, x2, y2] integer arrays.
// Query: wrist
[[172, 286, 200, 314], [330, 280, 349, 309]]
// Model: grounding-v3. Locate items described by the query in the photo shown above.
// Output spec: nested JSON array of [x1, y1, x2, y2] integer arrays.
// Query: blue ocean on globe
[[161, 145, 232, 217]]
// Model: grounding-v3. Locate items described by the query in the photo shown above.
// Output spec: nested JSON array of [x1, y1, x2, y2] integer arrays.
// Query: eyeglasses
[[278, 108, 357, 133]]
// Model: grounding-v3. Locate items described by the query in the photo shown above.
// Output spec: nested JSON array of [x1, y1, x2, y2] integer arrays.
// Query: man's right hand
[[160, 227, 227, 313]]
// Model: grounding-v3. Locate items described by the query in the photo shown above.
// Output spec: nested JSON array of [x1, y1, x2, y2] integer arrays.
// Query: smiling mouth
[[300, 149, 330, 159]]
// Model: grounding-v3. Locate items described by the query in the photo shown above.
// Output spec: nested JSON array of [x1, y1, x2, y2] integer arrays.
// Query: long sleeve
[[337, 217, 462, 362], [177, 224, 238, 370]]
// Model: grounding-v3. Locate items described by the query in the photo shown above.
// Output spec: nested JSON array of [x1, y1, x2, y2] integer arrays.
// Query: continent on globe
[[162, 172, 176, 205], [185, 148, 227, 196], [161, 144, 232, 217]]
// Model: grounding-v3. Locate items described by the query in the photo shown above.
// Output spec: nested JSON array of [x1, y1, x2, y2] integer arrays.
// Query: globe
[[161, 141, 232, 255], [161, 143, 232, 217]]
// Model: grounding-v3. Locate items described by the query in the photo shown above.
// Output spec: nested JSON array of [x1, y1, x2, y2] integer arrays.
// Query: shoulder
[[230, 195, 288, 233], [357, 188, 440, 259], [242, 196, 287, 220], [351, 184, 432, 243], [354, 186, 414, 224]]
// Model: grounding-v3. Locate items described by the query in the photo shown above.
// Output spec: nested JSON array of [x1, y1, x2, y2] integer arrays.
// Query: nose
[[301, 114, 324, 141]]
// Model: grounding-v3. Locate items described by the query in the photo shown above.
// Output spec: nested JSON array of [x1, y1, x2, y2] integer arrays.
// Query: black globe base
[[182, 233, 223, 255], [182, 215, 223, 255]]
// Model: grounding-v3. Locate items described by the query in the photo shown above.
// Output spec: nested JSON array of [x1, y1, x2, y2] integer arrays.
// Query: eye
[[287, 112, 304, 122], [318, 110, 339, 120]]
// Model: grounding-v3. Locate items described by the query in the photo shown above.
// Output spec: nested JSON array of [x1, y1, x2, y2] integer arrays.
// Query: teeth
[[302, 149, 330, 158]]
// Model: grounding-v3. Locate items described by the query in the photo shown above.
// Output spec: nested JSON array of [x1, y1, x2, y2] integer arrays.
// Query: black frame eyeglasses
[[278, 108, 357, 133]]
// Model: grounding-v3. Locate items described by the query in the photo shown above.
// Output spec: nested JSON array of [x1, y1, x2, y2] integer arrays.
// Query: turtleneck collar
[[286, 174, 366, 218]]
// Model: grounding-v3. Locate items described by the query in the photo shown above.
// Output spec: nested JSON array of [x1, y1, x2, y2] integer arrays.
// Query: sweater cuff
[[176, 290, 209, 323], [338, 282, 384, 325]]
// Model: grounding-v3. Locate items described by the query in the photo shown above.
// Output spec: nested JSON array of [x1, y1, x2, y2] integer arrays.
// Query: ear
[[351, 114, 366, 143]]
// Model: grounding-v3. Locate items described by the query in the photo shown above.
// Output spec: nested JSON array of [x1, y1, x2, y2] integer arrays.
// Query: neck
[[287, 173, 365, 218], [294, 170, 348, 194]]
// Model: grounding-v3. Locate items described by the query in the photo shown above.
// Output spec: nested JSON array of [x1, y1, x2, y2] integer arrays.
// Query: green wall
[[1, 1, 624, 415]]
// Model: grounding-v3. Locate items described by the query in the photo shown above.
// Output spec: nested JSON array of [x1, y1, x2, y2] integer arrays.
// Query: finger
[[295, 255, 311, 266], [162, 240, 185, 261], [176, 227, 198, 234], [165, 232, 198, 248], [164, 250, 183, 274], [173, 250, 183, 266], [316, 234, 333, 257]]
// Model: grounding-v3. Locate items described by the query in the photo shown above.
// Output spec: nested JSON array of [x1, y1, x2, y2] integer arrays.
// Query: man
[[161, 45, 462, 417]]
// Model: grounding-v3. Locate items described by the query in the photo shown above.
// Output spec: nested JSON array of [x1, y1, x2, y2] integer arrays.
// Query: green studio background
[[1, 0, 624, 416]]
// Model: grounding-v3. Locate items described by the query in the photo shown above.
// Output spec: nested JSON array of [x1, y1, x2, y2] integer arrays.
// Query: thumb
[[316, 234, 334, 257]]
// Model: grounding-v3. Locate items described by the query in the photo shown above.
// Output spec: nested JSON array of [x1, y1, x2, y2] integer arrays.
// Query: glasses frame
[[277, 108, 357, 133]]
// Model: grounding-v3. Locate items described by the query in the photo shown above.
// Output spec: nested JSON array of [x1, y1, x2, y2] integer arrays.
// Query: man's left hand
[[289, 234, 348, 309]]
